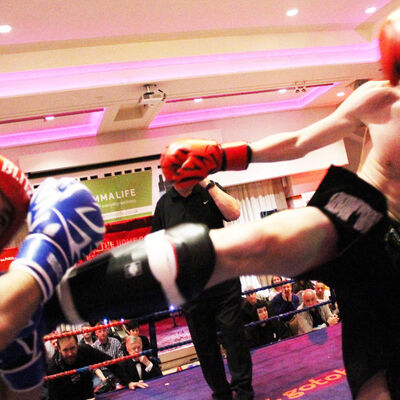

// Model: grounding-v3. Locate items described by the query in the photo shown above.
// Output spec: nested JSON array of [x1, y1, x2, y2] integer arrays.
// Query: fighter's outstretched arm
[[250, 107, 362, 163], [251, 80, 388, 163], [160, 82, 369, 189]]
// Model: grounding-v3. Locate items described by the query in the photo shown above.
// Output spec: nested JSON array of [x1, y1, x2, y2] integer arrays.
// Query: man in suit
[[119, 335, 162, 391]]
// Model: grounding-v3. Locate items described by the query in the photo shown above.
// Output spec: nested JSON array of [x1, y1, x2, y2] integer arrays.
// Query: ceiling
[[1, 0, 400, 149]]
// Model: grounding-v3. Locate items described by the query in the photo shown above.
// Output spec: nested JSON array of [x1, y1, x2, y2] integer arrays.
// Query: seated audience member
[[93, 322, 123, 358], [293, 279, 315, 303], [118, 336, 162, 390], [47, 335, 122, 400], [79, 323, 96, 347], [124, 319, 151, 351], [93, 322, 123, 385], [270, 282, 300, 322], [246, 303, 292, 348], [314, 281, 330, 301], [267, 275, 283, 300], [296, 289, 339, 334], [241, 286, 269, 324], [315, 281, 339, 315]]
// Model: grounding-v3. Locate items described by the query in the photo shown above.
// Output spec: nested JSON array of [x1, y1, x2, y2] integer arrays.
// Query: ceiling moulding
[[0, 41, 379, 97]]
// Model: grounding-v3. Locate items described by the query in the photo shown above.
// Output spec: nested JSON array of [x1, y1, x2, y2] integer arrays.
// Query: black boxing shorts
[[308, 165, 387, 252], [296, 166, 388, 286], [296, 166, 400, 398]]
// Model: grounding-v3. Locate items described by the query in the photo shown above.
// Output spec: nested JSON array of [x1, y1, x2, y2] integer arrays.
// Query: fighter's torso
[[354, 81, 400, 222]]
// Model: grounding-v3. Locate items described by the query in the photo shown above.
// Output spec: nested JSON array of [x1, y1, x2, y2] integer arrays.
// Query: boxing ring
[[40, 219, 351, 399], [95, 324, 351, 400], [43, 277, 351, 400]]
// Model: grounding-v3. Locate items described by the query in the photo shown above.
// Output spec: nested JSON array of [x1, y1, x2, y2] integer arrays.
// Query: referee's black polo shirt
[[151, 183, 226, 233]]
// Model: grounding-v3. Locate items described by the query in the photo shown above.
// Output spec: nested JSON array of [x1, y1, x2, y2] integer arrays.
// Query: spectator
[[123, 319, 151, 351], [270, 282, 300, 322], [315, 281, 330, 302], [245, 304, 292, 348], [241, 286, 268, 324], [47, 335, 122, 400], [119, 335, 162, 390], [296, 289, 339, 334], [267, 275, 283, 301], [315, 281, 339, 316], [152, 178, 253, 400], [79, 323, 96, 347], [93, 322, 122, 359], [92, 322, 123, 385]]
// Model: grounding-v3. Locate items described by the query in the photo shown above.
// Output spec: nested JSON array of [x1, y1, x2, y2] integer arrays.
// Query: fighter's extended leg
[[44, 206, 337, 327]]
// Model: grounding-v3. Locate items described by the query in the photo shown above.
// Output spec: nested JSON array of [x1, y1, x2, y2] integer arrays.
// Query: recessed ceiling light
[[286, 9, 298, 17], [337, 92, 346, 97], [44, 116, 55, 121], [0, 25, 12, 34], [278, 89, 287, 93], [365, 7, 377, 14], [193, 98, 203, 103]]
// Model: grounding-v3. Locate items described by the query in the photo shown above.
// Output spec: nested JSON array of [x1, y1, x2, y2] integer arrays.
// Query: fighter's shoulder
[[339, 80, 393, 114], [350, 80, 390, 99]]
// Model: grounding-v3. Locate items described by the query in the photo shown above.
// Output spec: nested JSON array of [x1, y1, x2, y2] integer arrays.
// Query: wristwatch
[[205, 180, 216, 191]]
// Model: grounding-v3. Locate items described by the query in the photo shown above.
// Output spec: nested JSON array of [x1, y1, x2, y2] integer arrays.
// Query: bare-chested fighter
[[159, 11, 400, 399], [47, 9, 400, 400]]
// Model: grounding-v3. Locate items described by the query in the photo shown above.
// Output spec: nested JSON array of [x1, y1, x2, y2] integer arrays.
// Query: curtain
[[224, 178, 287, 296]]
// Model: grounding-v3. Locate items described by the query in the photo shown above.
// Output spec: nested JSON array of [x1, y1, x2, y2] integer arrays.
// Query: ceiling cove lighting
[[0, 109, 105, 149]]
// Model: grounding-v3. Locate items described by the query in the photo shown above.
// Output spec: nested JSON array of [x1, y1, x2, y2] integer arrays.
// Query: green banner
[[82, 171, 152, 223]]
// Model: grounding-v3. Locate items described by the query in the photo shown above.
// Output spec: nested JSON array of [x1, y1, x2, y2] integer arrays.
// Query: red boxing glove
[[379, 9, 400, 86], [0, 155, 33, 250], [161, 139, 251, 189]]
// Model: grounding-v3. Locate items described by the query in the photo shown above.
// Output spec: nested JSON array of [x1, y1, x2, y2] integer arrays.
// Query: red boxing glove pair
[[161, 139, 251, 189]]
